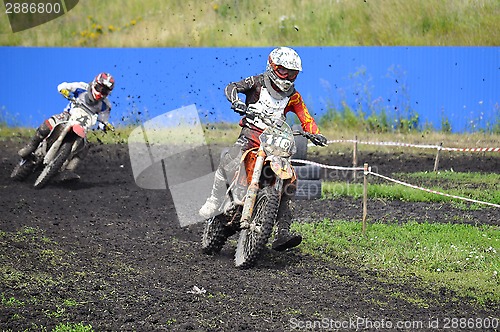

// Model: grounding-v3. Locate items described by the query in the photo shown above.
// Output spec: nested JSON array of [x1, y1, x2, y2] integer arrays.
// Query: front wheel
[[234, 186, 279, 268], [33, 141, 73, 189]]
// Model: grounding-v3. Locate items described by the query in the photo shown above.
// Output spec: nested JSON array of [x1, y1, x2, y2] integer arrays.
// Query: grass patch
[[3, 124, 499, 147], [322, 171, 500, 208], [398, 170, 500, 186], [0, 226, 135, 331], [99, 122, 240, 146], [0, 126, 34, 142], [1, 0, 499, 46], [1, 293, 25, 307], [294, 219, 500, 305], [0, 123, 241, 146], [51, 322, 94, 332]]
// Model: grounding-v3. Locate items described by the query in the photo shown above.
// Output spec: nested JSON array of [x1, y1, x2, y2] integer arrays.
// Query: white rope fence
[[368, 168, 500, 208], [314, 139, 500, 152], [291, 158, 365, 172], [321, 139, 441, 150], [292, 158, 500, 209], [291, 159, 500, 233], [440, 147, 500, 152]]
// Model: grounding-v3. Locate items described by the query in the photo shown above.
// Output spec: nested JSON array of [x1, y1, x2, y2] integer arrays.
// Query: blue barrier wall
[[1, 47, 498, 132]]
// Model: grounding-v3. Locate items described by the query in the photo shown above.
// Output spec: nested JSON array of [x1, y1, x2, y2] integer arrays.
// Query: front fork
[[239, 149, 284, 229], [240, 149, 265, 229]]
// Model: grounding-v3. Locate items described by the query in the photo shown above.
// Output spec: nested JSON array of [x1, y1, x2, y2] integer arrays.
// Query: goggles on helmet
[[271, 62, 299, 81], [94, 83, 111, 96]]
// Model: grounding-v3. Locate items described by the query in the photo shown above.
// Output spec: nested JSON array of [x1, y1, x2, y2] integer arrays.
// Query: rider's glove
[[60, 89, 70, 99], [245, 104, 260, 119], [231, 100, 247, 115], [310, 133, 328, 146], [103, 122, 115, 133]]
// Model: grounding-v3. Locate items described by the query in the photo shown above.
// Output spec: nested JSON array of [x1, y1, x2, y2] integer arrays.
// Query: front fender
[[72, 124, 86, 138], [267, 155, 294, 180], [44, 126, 83, 164]]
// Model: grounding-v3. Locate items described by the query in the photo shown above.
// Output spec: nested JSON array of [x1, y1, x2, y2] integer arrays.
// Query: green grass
[[400, 170, 500, 185], [1, 293, 25, 307], [1, 0, 499, 46], [298, 170, 500, 305], [0, 123, 242, 147], [294, 219, 500, 305], [51, 322, 93, 332], [322, 171, 500, 208], [3, 121, 500, 146], [0, 226, 125, 332], [0, 125, 130, 144]]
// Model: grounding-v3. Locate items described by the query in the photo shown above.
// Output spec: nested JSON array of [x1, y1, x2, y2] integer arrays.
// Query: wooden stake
[[352, 135, 358, 180], [362, 163, 368, 235], [433, 142, 442, 172]]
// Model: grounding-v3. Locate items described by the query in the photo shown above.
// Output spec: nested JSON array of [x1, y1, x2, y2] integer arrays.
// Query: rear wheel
[[34, 141, 73, 189], [295, 179, 322, 200], [292, 124, 308, 161], [11, 158, 36, 181], [294, 164, 321, 180], [234, 187, 279, 268], [201, 215, 233, 255]]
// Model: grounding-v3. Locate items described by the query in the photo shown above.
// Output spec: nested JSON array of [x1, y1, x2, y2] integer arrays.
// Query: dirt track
[[0, 140, 498, 331]]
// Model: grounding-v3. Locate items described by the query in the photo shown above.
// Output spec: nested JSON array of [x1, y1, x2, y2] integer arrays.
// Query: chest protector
[[246, 87, 290, 130], [73, 92, 105, 114]]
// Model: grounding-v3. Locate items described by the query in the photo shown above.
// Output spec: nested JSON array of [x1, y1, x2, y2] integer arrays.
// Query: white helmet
[[266, 47, 302, 93]]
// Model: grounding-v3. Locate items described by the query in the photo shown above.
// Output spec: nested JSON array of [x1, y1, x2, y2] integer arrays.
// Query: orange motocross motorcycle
[[201, 114, 320, 268], [11, 97, 113, 189]]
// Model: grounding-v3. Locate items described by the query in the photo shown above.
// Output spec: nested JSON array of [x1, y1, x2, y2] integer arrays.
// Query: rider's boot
[[18, 123, 50, 158], [199, 168, 227, 219], [53, 157, 81, 182], [56, 142, 88, 182], [272, 194, 302, 251], [63, 157, 82, 180], [272, 218, 302, 252]]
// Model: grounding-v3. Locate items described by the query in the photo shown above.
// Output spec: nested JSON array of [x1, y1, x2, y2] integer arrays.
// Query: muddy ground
[[0, 140, 498, 331]]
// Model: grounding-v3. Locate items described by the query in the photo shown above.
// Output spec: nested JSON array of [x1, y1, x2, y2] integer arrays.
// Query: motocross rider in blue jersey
[[18, 72, 115, 180]]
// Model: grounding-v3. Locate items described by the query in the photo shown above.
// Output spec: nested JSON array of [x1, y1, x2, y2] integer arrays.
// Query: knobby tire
[[234, 186, 279, 268], [33, 141, 73, 189]]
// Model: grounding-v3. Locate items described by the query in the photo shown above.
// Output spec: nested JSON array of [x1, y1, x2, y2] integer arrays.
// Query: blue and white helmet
[[266, 47, 302, 93]]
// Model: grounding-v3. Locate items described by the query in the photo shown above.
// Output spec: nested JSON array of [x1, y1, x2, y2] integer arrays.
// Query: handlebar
[[292, 130, 314, 139], [68, 96, 95, 117], [235, 104, 327, 146]]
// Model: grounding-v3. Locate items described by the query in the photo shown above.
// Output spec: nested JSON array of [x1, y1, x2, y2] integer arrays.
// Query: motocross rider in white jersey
[[18, 72, 115, 180], [199, 47, 327, 251]]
